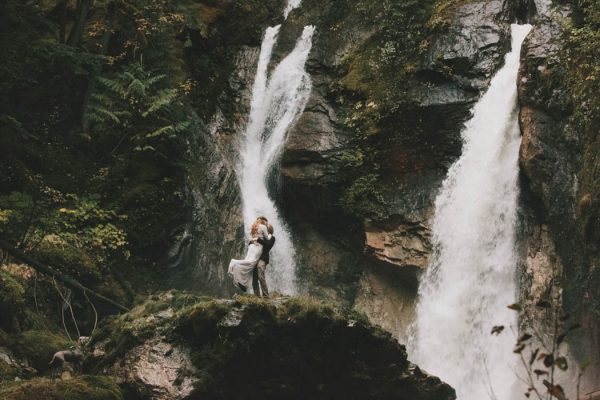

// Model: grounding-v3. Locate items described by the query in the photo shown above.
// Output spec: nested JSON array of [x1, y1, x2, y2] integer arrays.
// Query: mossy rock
[[0, 358, 19, 382], [91, 292, 454, 400], [0, 376, 123, 400], [12, 330, 72, 373]]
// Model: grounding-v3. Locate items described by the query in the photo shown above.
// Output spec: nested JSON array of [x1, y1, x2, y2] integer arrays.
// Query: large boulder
[[88, 291, 455, 400]]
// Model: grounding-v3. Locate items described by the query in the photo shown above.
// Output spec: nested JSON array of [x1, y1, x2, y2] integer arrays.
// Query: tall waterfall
[[236, 3, 314, 295], [409, 24, 532, 400]]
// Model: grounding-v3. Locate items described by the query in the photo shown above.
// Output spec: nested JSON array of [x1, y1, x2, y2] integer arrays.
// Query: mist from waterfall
[[236, 7, 314, 295], [408, 24, 532, 400]]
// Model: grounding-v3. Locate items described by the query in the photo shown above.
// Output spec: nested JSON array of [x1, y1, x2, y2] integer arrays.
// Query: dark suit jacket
[[257, 236, 275, 264]]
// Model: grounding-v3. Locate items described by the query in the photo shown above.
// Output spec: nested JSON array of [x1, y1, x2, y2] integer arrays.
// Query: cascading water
[[409, 24, 532, 400], [236, 2, 314, 295], [284, 0, 303, 19]]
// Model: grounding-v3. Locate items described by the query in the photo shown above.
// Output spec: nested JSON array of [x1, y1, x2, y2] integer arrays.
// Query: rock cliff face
[[87, 291, 456, 400], [176, 1, 513, 308], [178, 0, 501, 316], [516, 1, 600, 387], [276, 0, 512, 331], [176, 0, 599, 384], [168, 0, 285, 295]]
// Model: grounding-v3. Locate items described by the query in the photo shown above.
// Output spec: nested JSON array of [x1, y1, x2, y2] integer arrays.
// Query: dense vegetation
[[0, 0, 284, 316], [0, 0, 282, 378], [0, 0, 197, 301]]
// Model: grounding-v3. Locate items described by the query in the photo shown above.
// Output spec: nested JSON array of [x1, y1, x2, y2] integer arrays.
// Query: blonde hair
[[250, 220, 262, 237]]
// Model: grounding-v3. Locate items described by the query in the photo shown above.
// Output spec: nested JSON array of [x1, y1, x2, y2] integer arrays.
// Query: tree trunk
[[0, 239, 129, 312], [67, 0, 92, 47]]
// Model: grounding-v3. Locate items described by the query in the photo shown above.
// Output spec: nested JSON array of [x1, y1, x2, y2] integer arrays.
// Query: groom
[[253, 221, 275, 298]]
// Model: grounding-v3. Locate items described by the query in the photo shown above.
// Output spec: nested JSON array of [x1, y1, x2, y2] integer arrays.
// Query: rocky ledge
[[60, 291, 454, 400]]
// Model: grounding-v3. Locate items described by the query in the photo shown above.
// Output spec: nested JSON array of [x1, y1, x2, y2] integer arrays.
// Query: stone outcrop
[[88, 291, 456, 400], [273, 0, 513, 323], [422, 0, 510, 92], [364, 218, 432, 270], [516, 2, 600, 388]]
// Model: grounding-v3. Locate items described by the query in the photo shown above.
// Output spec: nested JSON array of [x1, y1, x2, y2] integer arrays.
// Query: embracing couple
[[228, 216, 275, 297]]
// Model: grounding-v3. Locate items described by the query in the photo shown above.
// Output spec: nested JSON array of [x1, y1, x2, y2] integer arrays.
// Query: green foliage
[[340, 174, 387, 219], [0, 191, 129, 264], [498, 293, 585, 400], [339, 0, 435, 110], [32, 40, 103, 75], [88, 62, 191, 144], [0, 376, 123, 400], [0, 269, 26, 333]]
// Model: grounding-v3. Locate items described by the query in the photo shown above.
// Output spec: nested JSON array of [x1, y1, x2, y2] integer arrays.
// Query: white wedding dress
[[228, 224, 269, 291]]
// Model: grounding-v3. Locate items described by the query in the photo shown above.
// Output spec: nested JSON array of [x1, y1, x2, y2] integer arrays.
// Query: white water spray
[[284, 0, 303, 19], [409, 24, 532, 400], [236, 9, 315, 295]]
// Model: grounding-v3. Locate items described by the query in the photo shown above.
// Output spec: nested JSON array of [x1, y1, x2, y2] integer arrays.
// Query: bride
[[228, 217, 269, 292]]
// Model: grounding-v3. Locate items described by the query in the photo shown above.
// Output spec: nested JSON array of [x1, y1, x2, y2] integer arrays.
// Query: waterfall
[[409, 24, 532, 399], [284, 0, 303, 19], [236, 6, 315, 295]]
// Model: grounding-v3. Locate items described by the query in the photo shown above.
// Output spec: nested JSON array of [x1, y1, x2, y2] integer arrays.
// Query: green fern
[[143, 88, 178, 116], [146, 120, 190, 138], [85, 62, 191, 148]]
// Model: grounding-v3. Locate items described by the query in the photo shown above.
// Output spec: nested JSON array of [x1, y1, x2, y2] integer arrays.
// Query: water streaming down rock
[[284, 0, 303, 19], [236, 10, 315, 295], [408, 24, 532, 400]]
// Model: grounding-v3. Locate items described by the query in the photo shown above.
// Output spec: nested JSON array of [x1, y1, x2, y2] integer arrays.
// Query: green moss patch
[[12, 330, 72, 373], [0, 376, 122, 400]]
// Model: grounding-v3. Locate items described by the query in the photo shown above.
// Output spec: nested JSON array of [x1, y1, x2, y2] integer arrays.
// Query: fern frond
[[98, 76, 128, 98], [146, 74, 166, 87], [143, 89, 178, 116], [127, 78, 146, 97], [93, 107, 122, 124], [90, 93, 115, 107], [146, 125, 175, 138], [174, 120, 191, 132]]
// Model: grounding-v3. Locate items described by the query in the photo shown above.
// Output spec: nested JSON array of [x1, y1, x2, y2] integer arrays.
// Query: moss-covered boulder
[[88, 291, 454, 400], [0, 376, 123, 400], [11, 330, 72, 374]]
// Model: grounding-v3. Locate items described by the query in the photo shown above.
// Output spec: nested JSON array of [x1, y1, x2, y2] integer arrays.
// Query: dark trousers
[[252, 260, 269, 297]]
